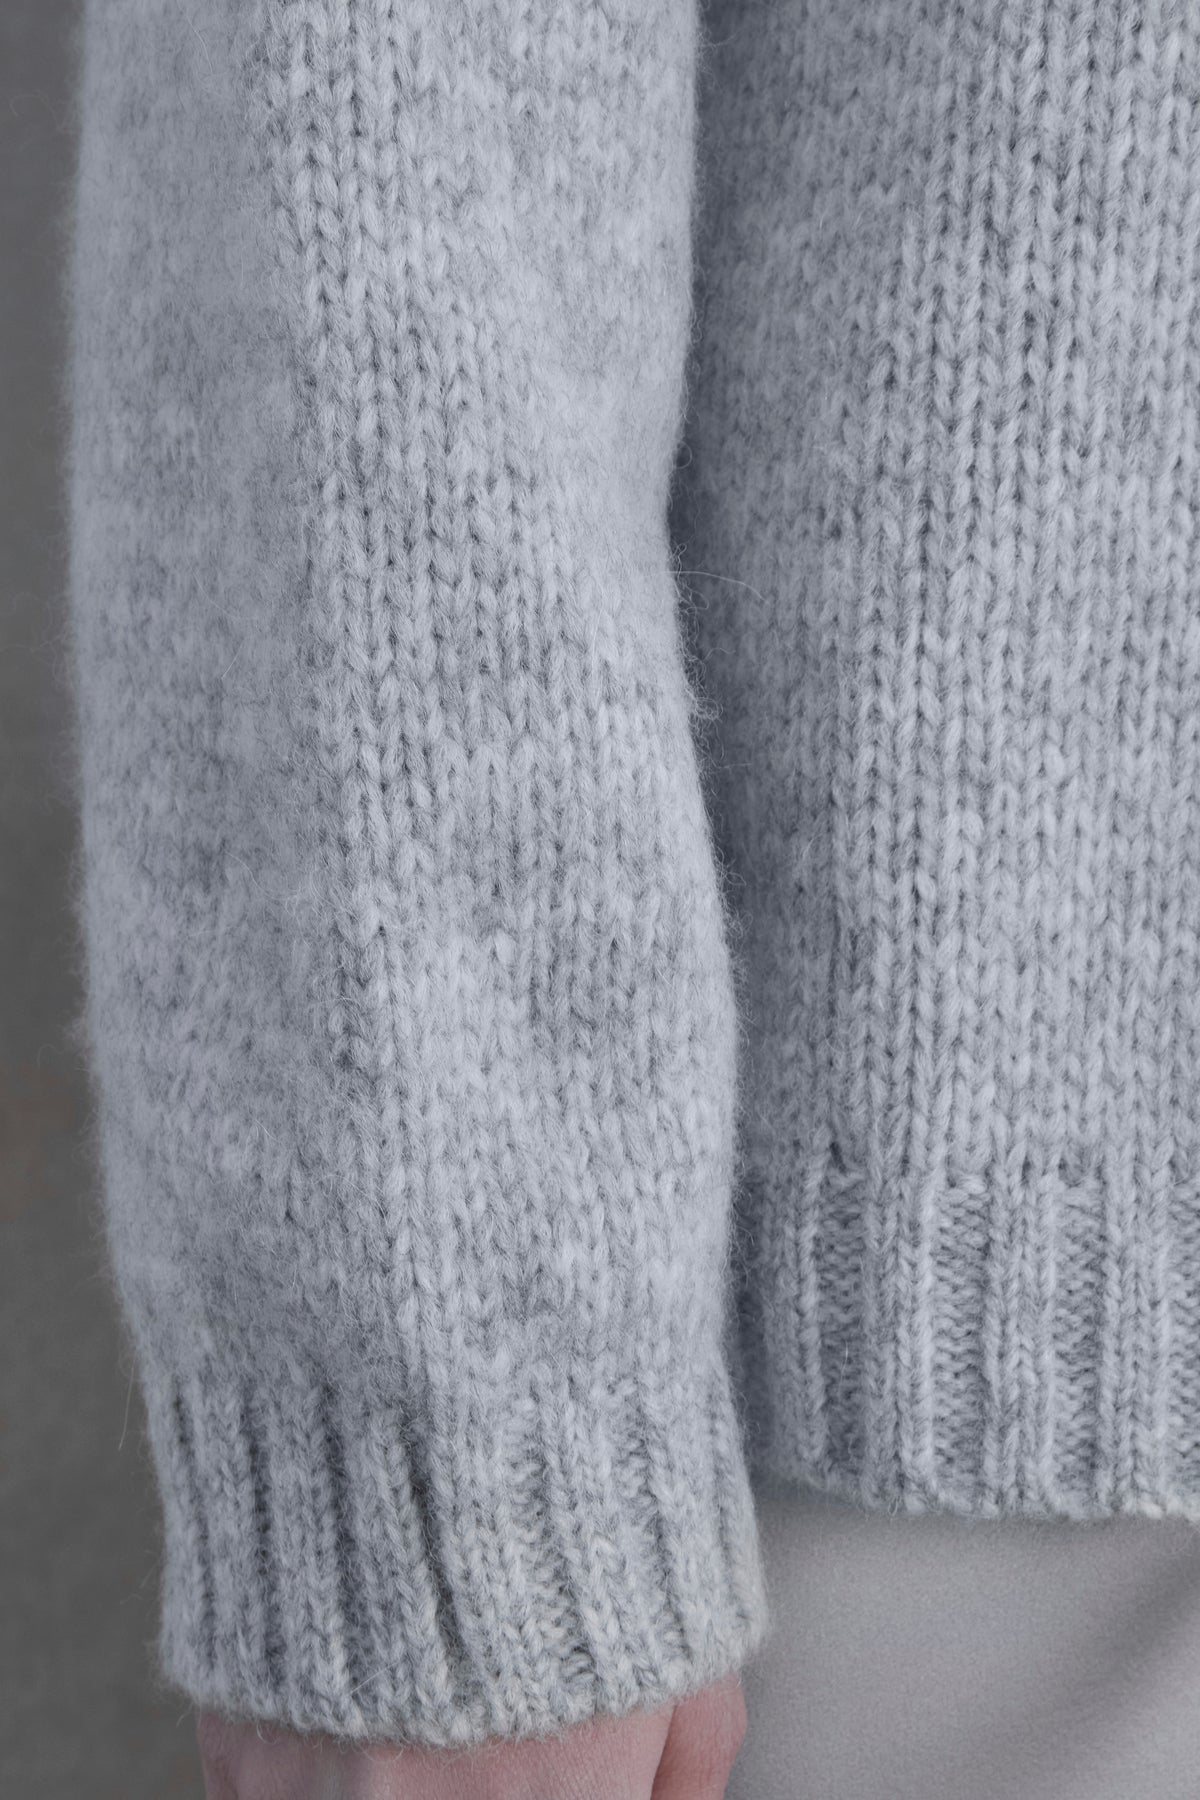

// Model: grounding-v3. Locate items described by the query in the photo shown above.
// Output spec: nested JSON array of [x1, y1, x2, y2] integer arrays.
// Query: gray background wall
[[1, 5, 203, 1794]]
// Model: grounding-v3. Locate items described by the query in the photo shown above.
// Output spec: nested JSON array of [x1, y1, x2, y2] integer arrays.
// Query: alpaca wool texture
[[675, 0, 1200, 1520], [64, 0, 1200, 1757]]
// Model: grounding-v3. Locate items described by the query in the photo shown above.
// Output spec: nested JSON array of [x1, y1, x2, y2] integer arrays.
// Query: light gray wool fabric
[[66, 0, 767, 1753], [674, 0, 1200, 1520], [62, 0, 1200, 1757]]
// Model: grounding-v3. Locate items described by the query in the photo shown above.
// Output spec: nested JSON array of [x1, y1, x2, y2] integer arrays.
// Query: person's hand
[[195, 1669, 748, 1798]]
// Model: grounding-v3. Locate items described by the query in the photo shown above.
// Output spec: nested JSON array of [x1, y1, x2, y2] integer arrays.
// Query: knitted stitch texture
[[65, 0, 1200, 1759], [674, 0, 1200, 1519], [65, 0, 767, 1751]]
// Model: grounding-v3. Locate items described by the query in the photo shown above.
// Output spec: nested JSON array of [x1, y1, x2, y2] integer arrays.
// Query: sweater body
[[675, 0, 1200, 1517]]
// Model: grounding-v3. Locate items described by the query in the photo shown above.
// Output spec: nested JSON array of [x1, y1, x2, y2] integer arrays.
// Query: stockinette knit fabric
[[63, 0, 1200, 1757], [673, 0, 1200, 1521], [66, 0, 767, 1750]]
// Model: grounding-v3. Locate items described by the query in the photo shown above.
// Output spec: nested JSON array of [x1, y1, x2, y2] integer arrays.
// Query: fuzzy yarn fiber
[[65, 0, 1200, 1752]]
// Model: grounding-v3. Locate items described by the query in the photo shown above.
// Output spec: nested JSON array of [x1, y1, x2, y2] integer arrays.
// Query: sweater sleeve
[[64, 0, 768, 1748]]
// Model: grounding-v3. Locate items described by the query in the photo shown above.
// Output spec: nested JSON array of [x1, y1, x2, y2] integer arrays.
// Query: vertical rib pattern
[[674, 0, 1200, 1518], [64, 0, 768, 1748]]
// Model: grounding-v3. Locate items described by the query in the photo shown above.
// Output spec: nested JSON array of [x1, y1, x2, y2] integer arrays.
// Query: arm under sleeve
[[65, 0, 768, 1747]]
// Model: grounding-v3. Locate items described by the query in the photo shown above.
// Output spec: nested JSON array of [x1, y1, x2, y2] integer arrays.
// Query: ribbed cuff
[[137, 1347, 770, 1748], [735, 1134, 1200, 1520]]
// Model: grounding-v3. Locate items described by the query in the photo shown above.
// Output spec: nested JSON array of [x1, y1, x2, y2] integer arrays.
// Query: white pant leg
[[727, 1476, 1200, 1800]]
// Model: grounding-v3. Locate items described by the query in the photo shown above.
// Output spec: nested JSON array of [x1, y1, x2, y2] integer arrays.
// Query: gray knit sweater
[[65, 0, 1200, 1754]]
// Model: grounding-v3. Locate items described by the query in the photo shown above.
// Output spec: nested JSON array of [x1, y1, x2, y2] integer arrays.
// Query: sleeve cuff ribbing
[[138, 1347, 770, 1749]]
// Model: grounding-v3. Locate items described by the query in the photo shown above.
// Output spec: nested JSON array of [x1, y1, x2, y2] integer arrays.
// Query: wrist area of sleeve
[[138, 1341, 771, 1750]]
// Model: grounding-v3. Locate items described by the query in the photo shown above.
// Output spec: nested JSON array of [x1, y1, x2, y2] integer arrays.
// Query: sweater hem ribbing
[[732, 1139, 1200, 1523], [748, 1452, 1200, 1526]]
